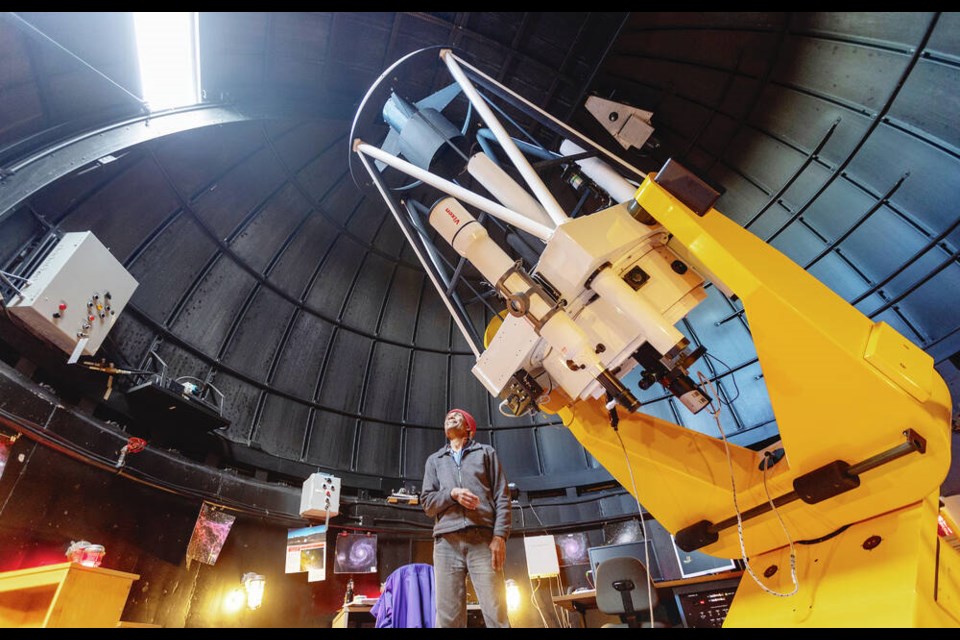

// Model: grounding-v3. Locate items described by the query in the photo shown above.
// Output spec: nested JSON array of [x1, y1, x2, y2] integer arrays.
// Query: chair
[[370, 563, 436, 628], [594, 556, 665, 628]]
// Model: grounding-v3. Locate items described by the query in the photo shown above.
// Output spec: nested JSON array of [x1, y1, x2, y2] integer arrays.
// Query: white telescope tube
[[430, 198, 603, 364], [467, 152, 554, 232], [354, 140, 553, 241], [430, 197, 516, 291], [430, 197, 641, 410], [560, 139, 639, 204], [440, 49, 570, 228], [431, 197, 598, 364]]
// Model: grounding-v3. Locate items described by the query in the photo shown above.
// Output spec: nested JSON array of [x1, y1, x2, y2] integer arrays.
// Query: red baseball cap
[[447, 409, 476, 436]]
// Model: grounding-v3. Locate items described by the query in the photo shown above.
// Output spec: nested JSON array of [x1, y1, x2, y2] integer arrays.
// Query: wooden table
[[0, 562, 141, 628], [552, 570, 744, 627]]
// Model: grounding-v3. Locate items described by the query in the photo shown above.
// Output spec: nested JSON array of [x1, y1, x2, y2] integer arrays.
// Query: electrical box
[[523, 534, 560, 579], [472, 312, 540, 396], [300, 472, 341, 519], [4, 231, 138, 360]]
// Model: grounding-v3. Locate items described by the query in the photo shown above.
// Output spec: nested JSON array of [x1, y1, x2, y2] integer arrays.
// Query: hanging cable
[[0, 270, 31, 283], [515, 502, 546, 626], [606, 392, 656, 628], [0, 269, 31, 301], [498, 400, 520, 417], [552, 574, 569, 628], [530, 577, 549, 628], [703, 351, 741, 405], [696, 371, 799, 597], [516, 501, 565, 627], [527, 502, 549, 534]]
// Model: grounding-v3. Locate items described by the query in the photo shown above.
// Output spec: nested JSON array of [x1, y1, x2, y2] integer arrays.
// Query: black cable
[[606, 392, 620, 431], [704, 351, 741, 405], [0, 405, 306, 526], [796, 524, 851, 546]]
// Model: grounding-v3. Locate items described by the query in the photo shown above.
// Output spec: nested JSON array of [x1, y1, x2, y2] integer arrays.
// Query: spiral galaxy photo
[[333, 533, 377, 574]]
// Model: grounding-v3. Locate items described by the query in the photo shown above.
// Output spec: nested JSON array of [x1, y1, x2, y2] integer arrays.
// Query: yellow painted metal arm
[[552, 173, 952, 559]]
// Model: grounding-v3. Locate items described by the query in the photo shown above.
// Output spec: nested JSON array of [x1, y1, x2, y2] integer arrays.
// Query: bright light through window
[[134, 12, 200, 111]]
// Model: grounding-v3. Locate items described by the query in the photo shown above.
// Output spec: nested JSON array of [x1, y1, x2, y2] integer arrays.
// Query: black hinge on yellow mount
[[653, 159, 721, 217], [674, 429, 927, 552]]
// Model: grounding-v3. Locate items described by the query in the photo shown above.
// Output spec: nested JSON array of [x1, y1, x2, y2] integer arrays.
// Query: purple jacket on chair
[[371, 563, 436, 628]]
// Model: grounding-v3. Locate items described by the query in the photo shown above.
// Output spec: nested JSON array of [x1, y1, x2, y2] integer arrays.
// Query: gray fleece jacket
[[421, 439, 512, 540]]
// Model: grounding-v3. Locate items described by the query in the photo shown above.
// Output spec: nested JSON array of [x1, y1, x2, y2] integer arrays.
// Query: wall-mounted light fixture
[[505, 578, 521, 613], [223, 587, 245, 614], [65, 540, 105, 567], [241, 572, 266, 610]]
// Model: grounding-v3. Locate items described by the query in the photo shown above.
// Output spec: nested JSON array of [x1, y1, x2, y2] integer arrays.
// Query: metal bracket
[[675, 428, 928, 551]]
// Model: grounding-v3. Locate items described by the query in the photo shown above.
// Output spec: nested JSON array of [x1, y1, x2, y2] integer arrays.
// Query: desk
[[332, 603, 375, 628], [552, 570, 743, 628], [0, 562, 141, 628], [332, 601, 486, 628]]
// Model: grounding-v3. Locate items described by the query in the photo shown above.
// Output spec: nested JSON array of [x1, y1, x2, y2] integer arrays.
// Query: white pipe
[[355, 153, 482, 359], [590, 268, 684, 355], [354, 140, 553, 241], [539, 311, 605, 374], [466, 152, 554, 232], [447, 53, 648, 184], [431, 197, 604, 374], [440, 49, 570, 228], [560, 139, 638, 204]]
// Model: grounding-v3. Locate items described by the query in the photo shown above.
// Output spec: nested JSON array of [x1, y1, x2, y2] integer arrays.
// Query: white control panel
[[523, 534, 560, 579], [5, 231, 138, 359], [300, 472, 341, 519]]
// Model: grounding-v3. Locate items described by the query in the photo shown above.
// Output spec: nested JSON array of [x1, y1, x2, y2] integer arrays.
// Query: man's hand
[[489, 535, 506, 571], [451, 487, 480, 510]]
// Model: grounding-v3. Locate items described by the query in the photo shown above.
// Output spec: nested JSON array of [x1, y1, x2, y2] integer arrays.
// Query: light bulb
[[241, 572, 266, 610], [505, 578, 521, 612]]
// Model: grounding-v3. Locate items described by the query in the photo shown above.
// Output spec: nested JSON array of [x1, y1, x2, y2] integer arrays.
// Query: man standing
[[421, 408, 511, 628]]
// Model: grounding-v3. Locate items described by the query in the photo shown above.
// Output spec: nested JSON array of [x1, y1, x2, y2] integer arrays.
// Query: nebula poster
[[185, 502, 236, 566]]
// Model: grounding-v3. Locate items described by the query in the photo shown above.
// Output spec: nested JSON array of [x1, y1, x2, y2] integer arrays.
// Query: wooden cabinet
[[0, 562, 141, 628]]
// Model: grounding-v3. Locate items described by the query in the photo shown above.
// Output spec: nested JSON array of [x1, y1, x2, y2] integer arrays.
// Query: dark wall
[[0, 434, 371, 627], [0, 426, 692, 627], [0, 433, 199, 573]]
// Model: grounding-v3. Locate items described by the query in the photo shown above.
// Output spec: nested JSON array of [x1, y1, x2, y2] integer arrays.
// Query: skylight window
[[133, 12, 200, 111]]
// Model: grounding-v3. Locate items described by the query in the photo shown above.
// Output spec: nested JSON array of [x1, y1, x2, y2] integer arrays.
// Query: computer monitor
[[670, 535, 737, 579], [587, 540, 664, 585]]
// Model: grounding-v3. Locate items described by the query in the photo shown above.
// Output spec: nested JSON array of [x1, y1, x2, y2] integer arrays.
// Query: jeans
[[433, 527, 510, 628]]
